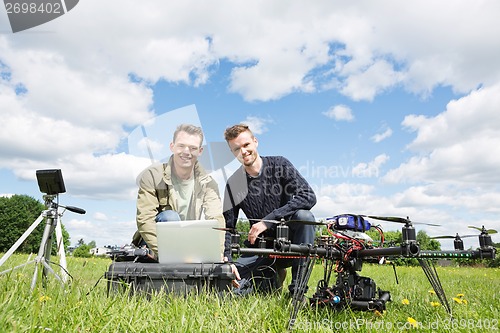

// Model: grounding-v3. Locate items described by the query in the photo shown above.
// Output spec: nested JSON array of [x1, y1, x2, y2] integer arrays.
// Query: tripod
[[0, 194, 81, 291]]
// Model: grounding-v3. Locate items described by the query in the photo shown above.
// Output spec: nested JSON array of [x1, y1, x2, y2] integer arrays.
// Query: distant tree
[[73, 244, 92, 258], [366, 229, 402, 246], [0, 194, 70, 254], [88, 240, 96, 249], [416, 230, 441, 251]]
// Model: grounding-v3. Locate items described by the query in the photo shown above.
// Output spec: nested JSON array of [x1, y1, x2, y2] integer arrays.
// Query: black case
[[105, 262, 235, 295]]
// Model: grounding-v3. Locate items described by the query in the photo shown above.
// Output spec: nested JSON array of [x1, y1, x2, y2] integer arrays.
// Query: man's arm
[[262, 156, 316, 226], [136, 170, 161, 254]]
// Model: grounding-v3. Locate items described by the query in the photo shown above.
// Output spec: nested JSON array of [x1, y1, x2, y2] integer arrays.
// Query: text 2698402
[[5, 2, 62, 14]]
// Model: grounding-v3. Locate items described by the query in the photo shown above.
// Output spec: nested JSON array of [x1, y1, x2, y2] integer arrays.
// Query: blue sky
[[1, 1, 499, 251]]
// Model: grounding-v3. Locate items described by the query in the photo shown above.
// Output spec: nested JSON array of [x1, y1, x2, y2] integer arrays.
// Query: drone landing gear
[[288, 255, 315, 330], [418, 259, 453, 318]]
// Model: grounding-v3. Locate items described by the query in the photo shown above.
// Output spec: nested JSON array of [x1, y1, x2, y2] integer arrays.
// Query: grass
[[0, 254, 498, 332]]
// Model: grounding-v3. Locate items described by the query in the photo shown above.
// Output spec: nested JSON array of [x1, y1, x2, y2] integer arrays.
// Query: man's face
[[170, 131, 203, 171], [227, 130, 259, 167]]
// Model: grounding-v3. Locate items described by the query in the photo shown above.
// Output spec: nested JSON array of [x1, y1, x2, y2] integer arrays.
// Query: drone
[[227, 214, 497, 330]]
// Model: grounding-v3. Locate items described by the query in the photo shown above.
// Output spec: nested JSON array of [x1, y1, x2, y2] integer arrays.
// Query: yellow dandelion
[[456, 293, 465, 298], [39, 295, 51, 302], [428, 290, 436, 295], [430, 301, 441, 307], [407, 317, 419, 328], [374, 310, 384, 317], [453, 297, 463, 304], [402, 298, 410, 305], [462, 299, 468, 305]]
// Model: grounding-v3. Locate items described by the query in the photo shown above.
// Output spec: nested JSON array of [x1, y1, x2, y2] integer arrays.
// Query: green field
[[0, 254, 498, 332]]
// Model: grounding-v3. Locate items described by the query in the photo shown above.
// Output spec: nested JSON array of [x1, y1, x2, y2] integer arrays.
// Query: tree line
[[0, 194, 79, 255]]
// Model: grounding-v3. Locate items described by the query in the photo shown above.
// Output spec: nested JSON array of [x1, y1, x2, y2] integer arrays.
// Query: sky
[[1, 0, 500, 251]]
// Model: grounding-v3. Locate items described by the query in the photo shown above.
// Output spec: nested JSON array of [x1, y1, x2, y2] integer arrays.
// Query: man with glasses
[[131, 124, 225, 258]]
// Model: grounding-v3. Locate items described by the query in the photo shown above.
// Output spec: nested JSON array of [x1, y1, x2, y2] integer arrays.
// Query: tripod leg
[[0, 214, 45, 268], [55, 217, 69, 283], [42, 217, 56, 279], [30, 215, 57, 291]]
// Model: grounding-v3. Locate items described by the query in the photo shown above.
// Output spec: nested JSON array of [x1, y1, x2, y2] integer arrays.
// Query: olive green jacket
[[131, 156, 225, 255]]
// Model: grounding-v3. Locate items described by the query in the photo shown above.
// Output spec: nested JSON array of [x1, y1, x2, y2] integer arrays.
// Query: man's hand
[[223, 257, 241, 288], [248, 221, 268, 245], [230, 264, 241, 288]]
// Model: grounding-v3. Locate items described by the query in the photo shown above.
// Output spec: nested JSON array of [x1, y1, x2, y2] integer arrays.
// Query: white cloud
[[93, 212, 109, 221], [64, 218, 135, 247], [385, 84, 500, 186], [340, 60, 403, 101], [352, 154, 389, 178], [322, 104, 354, 122], [10, 153, 152, 201], [311, 181, 499, 250], [137, 137, 165, 156], [241, 116, 273, 135], [2, 1, 500, 104], [371, 127, 393, 143], [395, 184, 500, 214]]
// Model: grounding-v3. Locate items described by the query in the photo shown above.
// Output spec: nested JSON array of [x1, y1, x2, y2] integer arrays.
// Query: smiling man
[[131, 124, 225, 256], [222, 124, 317, 296]]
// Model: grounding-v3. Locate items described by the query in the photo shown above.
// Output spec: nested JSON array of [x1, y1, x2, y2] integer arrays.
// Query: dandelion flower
[[39, 295, 51, 302], [453, 297, 463, 304], [428, 290, 436, 295], [456, 293, 465, 298], [462, 299, 468, 305], [430, 301, 441, 307], [407, 317, 419, 328], [402, 298, 410, 305]]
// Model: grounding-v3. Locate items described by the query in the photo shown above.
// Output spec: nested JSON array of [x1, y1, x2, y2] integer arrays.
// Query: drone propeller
[[431, 233, 477, 240], [468, 225, 498, 234], [247, 218, 328, 226], [364, 215, 440, 227]]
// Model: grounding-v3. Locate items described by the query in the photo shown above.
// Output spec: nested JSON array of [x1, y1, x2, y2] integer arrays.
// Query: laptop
[[156, 220, 224, 264]]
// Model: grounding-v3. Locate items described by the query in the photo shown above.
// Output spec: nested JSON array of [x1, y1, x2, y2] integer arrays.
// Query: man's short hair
[[224, 124, 254, 141], [173, 124, 204, 146]]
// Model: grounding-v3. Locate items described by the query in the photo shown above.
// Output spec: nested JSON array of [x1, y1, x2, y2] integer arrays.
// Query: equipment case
[[105, 262, 234, 295]]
